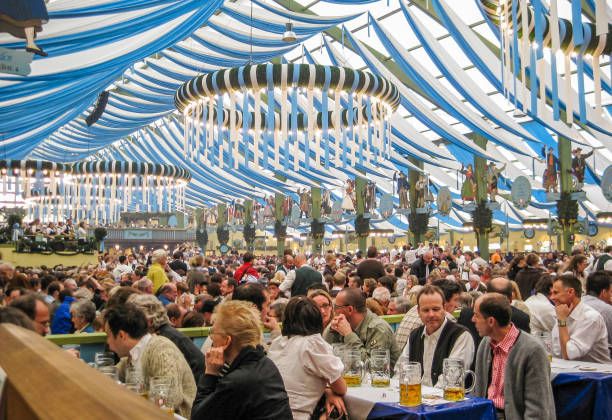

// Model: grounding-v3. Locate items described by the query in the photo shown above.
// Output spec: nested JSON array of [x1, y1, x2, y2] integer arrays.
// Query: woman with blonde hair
[[308, 289, 335, 329], [192, 300, 292, 420]]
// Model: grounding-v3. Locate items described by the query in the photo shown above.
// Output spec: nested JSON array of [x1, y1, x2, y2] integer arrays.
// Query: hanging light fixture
[[0, 160, 191, 225], [175, 63, 401, 173], [282, 22, 297, 43]]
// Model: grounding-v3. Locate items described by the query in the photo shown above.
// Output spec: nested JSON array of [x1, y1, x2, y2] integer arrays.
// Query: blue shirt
[[51, 296, 75, 334]]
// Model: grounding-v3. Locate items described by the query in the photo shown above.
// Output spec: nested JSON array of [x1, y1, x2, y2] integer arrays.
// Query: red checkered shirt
[[487, 324, 520, 410]]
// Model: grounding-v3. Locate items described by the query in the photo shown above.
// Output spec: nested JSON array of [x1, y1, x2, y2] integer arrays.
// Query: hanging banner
[[331, 201, 342, 223], [602, 165, 612, 202], [511, 176, 532, 209], [290, 203, 301, 226], [379, 193, 393, 219]]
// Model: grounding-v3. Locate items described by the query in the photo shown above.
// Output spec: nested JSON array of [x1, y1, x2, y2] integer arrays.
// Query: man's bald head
[[294, 254, 307, 267], [487, 277, 512, 300], [423, 251, 433, 264]]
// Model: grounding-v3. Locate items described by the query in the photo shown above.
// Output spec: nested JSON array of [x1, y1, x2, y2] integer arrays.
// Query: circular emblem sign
[[511, 176, 532, 210], [602, 165, 612, 202], [524, 229, 535, 239], [379, 193, 393, 219], [436, 187, 452, 216]]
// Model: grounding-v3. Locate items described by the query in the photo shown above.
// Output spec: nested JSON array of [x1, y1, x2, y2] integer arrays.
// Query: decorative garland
[[243, 223, 256, 245], [216, 225, 229, 245], [310, 218, 325, 239], [354, 215, 370, 238], [557, 192, 578, 226], [408, 211, 429, 237], [472, 201, 493, 234], [274, 220, 287, 240], [94, 227, 107, 242], [175, 63, 401, 113], [196, 227, 208, 250]]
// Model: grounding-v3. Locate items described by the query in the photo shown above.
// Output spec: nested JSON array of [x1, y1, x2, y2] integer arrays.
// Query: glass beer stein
[[368, 349, 391, 387], [399, 361, 422, 407], [533, 331, 553, 362], [341, 349, 365, 387], [440, 358, 475, 401]]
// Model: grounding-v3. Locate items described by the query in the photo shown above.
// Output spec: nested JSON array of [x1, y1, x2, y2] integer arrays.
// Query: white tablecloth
[[551, 357, 612, 379]]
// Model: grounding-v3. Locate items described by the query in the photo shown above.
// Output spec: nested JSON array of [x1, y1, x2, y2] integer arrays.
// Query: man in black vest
[[594, 246, 612, 271], [410, 251, 436, 285], [279, 254, 323, 297], [402, 285, 474, 387]]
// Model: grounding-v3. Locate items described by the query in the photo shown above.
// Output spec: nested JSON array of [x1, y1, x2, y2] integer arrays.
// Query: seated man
[[9, 293, 50, 336], [551, 274, 611, 363], [401, 285, 473, 387], [581, 271, 612, 356], [157, 283, 177, 307], [105, 304, 196, 417], [472, 293, 555, 420], [323, 288, 401, 371], [524, 275, 556, 333]]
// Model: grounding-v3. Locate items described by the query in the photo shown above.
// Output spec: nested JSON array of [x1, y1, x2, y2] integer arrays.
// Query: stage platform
[[0, 245, 99, 268]]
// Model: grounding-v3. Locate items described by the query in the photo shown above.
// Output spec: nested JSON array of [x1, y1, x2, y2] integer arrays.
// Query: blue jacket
[[158, 294, 173, 307], [51, 296, 75, 334]]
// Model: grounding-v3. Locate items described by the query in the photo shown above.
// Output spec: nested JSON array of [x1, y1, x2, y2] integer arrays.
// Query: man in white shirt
[[390, 246, 399, 261], [524, 275, 556, 333], [400, 285, 474, 387], [551, 274, 611, 363], [581, 272, 612, 356], [405, 246, 418, 265], [112, 255, 133, 282]]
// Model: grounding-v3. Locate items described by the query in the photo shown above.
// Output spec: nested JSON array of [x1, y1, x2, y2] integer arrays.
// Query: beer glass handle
[[360, 361, 367, 382], [464, 370, 476, 394]]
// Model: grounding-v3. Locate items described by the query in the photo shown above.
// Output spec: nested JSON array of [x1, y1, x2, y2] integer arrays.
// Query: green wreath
[[472, 201, 492, 234], [408, 211, 429, 237], [556, 192, 578, 226], [216, 226, 229, 245], [310, 219, 326, 239], [354, 215, 370, 238], [196, 227, 208, 250], [274, 220, 287, 240], [243, 224, 256, 246]]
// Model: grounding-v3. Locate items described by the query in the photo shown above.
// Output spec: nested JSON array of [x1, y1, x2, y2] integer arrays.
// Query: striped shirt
[[487, 324, 520, 410]]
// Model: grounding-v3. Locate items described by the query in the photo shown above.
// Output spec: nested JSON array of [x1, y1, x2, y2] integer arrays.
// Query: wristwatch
[[558, 319, 567, 327]]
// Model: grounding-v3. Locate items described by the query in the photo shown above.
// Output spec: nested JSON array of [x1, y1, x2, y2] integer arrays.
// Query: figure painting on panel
[[283, 195, 292, 219], [571, 148, 593, 188], [0, 0, 49, 56], [206, 205, 218, 225], [299, 188, 311, 218], [486, 162, 506, 202], [396, 171, 409, 209], [233, 200, 244, 225], [415, 174, 427, 209], [542, 146, 559, 193], [342, 179, 355, 213], [321, 189, 331, 216], [366, 181, 377, 212], [263, 195, 275, 221], [460, 164, 476, 202]]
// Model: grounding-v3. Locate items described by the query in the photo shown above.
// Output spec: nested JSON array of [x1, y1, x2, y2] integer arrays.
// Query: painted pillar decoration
[[274, 193, 286, 256], [408, 158, 428, 245], [396, 171, 409, 209], [354, 176, 369, 252], [310, 187, 323, 254], [557, 135, 578, 253], [472, 134, 490, 261], [542, 146, 560, 194], [485, 162, 506, 203], [216, 203, 229, 254], [342, 179, 356, 214], [243, 200, 255, 252]]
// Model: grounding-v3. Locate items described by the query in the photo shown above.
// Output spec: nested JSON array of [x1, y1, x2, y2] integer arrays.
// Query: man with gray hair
[[70, 299, 96, 333], [127, 294, 205, 382], [388, 296, 410, 315], [134, 278, 154, 294], [467, 274, 487, 293], [0, 262, 15, 288], [147, 249, 169, 293], [372, 286, 391, 309]]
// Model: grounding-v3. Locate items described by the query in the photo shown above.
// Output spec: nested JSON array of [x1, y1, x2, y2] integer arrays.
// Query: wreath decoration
[[216, 225, 229, 245], [196, 227, 208, 250], [243, 223, 256, 246], [355, 215, 370, 238], [274, 220, 287, 240], [556, 192, 578, 226], [310, 219, 326, 239], [472, 201, 493, 234], [408, 211, 429, 237]]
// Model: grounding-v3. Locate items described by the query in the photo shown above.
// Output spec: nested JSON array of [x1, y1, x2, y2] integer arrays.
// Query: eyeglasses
[[333, 303, 351, 310], [318, 303, 331, 310]]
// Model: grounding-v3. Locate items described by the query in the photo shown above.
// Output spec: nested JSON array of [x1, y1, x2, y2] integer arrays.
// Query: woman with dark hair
[[563, 254, 589, 290], [507, 255, 526, 281], [308, 289, 334, 329], [269, 297, 347, 420]]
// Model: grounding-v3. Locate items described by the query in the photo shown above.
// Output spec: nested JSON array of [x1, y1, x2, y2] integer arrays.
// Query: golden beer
[[548, 354, 552, 362], [443, 387, 465, 401], [161, 407, 175, 415], [343, 374, 362, 387], [371, 378, 391, 387], [400, 383, 421, 406]]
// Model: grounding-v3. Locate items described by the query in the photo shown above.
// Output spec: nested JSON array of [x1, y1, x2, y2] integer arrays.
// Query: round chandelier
[[175, 63, 401, 172], [0, 160, 191, 225]]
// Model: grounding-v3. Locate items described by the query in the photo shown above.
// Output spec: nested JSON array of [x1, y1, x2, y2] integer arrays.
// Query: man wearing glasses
[[323, 288, 401, 371]]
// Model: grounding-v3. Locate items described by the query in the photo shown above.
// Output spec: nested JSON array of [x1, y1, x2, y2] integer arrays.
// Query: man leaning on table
[[550, 274, 611, 363], [323, 287, 401, 371], [400, 285, 473, 387], [472, 293, 555, 420]]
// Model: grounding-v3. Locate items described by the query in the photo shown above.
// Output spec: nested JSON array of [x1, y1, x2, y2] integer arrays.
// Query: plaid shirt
[[487, 324, 520, 410], [395, 306, 457, 351]]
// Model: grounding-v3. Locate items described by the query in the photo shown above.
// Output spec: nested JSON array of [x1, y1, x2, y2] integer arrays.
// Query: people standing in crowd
[[279, 254, 324, 297], [357, 246, 385, 281], [550, 274, 611, 363], [191, 300, 293, 420], [594, 246, 612, 271], [50, 288, 74, 334], [472, 293, 555, 420], [410, 251, 435, 285], [562, 254, 589, 290], [323, 287, 401, 371], [401, 285, 473, 387], [234, 252, 259, 283], [105, 304, 196, 417], [514, 253, 542, 299], [269, 297, 347, 420], [147, 249, 169, 293], [112, 255, 133, 282]]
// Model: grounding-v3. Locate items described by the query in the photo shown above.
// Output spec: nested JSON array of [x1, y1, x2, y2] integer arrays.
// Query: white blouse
[[269, 334, 344, 420]]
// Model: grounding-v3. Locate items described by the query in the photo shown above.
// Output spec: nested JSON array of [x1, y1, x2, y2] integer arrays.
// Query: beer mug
[[440, 358, 475, 401], [94, 352, 115, 368], [533, 331, 553, 362], [367, 349, 390, 387], [399, 361, 422, 407], [125, 367, 146, 398], [341, 349, 365, 387], [149, 376, 175, 415]]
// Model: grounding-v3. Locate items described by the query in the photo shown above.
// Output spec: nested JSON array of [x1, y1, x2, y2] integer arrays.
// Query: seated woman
[[269, 297, 347, 420], [70, 299, 96, 333], [191, 300, 292, 420], [308, 289, 335, 330]]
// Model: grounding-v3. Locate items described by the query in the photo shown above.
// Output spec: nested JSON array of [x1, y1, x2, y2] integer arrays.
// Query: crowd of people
[[0, 241, 611, 419]]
